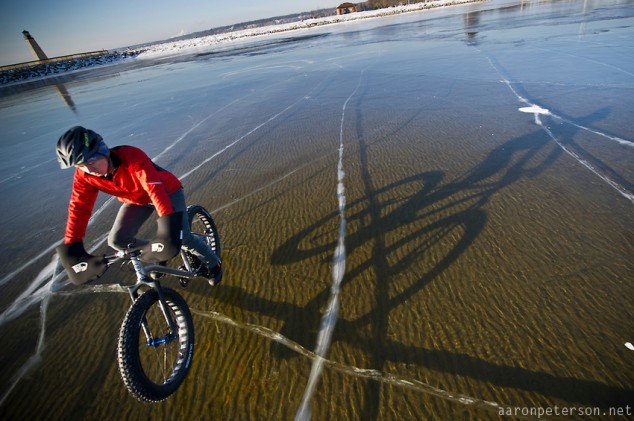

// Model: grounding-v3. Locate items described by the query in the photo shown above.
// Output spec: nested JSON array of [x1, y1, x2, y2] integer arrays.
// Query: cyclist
[[55, 126, 222, 285]]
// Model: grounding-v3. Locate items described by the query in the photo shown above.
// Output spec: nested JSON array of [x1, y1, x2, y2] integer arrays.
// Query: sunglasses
[[76, 154, 102, 167]]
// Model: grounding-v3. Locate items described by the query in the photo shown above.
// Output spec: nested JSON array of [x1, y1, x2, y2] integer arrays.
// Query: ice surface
[[1, 0, 633, 417]]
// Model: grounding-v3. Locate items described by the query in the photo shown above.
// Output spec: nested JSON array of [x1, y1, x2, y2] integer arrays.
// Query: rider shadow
[[487, 55, 631, 192], [551, 106, 633, 192]]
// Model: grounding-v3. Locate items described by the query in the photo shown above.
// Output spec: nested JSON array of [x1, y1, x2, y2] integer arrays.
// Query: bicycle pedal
[[177, 266, 190, 287]]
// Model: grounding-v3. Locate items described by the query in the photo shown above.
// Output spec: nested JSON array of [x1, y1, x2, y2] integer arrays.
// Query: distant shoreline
[[136, 0, 485, 58], [0, 0, 484, 86]]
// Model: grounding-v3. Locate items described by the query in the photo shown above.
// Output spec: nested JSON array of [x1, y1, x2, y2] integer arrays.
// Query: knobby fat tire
[[117, 288, 194, 402], [184, 205, 221, 271]]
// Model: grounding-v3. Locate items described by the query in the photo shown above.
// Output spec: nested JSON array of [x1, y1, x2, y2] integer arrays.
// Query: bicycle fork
[[127, 255, 178, 347]]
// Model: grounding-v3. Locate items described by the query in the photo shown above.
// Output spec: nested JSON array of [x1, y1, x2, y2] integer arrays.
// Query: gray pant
[[108, 188, 220, 267]]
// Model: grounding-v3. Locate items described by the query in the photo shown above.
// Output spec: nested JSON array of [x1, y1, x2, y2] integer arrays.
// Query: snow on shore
[[138, 0, 483, 57]]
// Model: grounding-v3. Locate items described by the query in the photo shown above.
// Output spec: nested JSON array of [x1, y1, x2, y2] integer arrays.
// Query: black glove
[[56, 241, 108, 285], [140, 212, 183, 263]]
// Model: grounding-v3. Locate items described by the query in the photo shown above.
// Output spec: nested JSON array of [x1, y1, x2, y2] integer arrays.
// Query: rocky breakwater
[[0, 50, 142, 85]]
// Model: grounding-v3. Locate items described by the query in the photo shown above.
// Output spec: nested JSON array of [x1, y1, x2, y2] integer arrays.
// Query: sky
[[0, 0, 343, 66]]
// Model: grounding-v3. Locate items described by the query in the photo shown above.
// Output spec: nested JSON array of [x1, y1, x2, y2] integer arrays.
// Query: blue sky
[[0, 0, 342, 66]]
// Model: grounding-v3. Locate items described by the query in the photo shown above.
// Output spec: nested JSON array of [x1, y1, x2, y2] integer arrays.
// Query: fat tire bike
[[104, 205, 220, 402]]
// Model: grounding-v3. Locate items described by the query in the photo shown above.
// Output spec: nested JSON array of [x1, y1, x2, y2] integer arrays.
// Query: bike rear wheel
[[183, 205, 221, 273], [117, 287, 194, 402], [188, 205, 221, 257]]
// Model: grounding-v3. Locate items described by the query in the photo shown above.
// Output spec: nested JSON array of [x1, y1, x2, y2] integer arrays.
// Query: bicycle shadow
[[210, 116, 633, 412], [177, 74, 632, 415]]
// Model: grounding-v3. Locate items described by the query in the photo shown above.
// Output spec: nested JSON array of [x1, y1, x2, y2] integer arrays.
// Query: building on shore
[[337, 2, 358, 15]]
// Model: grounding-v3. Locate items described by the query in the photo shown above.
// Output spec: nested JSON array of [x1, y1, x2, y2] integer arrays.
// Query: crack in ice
[[480, 51, 634, 205], [295, 69, 364, 421], [192, 308, 502, 416]]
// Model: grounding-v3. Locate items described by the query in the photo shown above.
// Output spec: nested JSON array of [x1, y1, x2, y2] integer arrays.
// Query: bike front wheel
[[117, 288, 194, 402]]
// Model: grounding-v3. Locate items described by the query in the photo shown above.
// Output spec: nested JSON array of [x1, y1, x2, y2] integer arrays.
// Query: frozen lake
[[1, 0, 633, 419]]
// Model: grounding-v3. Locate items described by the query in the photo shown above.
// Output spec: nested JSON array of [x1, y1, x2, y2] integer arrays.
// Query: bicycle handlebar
[[105, 249, 141, 265]]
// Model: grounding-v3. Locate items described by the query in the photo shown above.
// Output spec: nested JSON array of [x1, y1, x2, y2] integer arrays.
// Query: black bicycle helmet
[[56, 126, 109, 169]]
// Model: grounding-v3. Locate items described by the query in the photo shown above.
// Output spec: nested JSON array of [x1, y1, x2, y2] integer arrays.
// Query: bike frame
[[106, 249, 198, 347]]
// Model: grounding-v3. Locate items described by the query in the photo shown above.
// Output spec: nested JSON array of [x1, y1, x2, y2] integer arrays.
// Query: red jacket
[[65, 145, 182, 244]]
